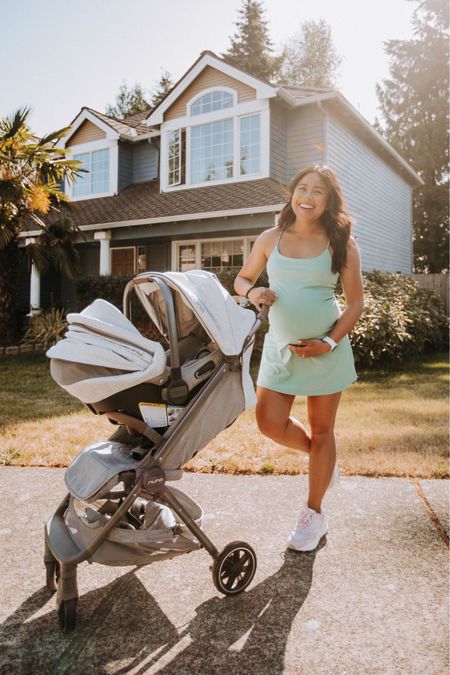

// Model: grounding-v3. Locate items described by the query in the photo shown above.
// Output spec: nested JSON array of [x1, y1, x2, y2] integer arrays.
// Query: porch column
[[94, 230, 111, 275], [25, 238, 41, 315]]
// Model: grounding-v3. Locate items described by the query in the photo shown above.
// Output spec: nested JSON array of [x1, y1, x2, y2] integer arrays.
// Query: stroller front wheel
[[58, 598, 77, 632], [212, 541, 257, 595]]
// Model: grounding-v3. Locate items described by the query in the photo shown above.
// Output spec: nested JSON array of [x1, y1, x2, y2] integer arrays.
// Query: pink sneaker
[[287, 504, 328, 552]]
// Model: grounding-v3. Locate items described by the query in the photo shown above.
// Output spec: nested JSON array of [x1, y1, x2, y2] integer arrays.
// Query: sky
[[0, 0, 417, 137]]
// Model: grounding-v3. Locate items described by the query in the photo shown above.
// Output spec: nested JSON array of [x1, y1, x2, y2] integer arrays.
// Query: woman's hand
[[247, 286, 277, 308], [288, 339, 331, 358]]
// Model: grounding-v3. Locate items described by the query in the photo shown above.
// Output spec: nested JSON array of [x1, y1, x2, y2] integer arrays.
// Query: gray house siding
[[270, 101, 287, 185], [286, 105, 325, 182], [118, 143, 133, 191], [118, 140, 159, 192], [326, 114, 412, 274], [132, 141, 158, 184]]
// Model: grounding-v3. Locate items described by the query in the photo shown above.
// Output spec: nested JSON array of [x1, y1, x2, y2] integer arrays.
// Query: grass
[[0, 351, 448, 478]]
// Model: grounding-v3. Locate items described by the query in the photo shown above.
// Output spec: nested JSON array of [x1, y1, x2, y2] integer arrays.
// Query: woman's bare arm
[[328, 236, 365, 343], [234, 229, 278, 307]]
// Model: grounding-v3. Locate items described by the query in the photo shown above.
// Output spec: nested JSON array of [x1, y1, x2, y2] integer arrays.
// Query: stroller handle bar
[[240, 303, 269, 355]]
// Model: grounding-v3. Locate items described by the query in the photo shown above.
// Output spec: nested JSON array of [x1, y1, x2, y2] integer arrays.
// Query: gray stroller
[[44, 269, 266, 631]]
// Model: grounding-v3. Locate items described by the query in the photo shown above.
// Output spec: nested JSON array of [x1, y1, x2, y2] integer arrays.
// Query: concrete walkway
[[0, 467, 448, 674]]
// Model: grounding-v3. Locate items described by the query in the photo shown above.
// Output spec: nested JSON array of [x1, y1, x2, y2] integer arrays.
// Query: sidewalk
[[0, 467, 448, 674]]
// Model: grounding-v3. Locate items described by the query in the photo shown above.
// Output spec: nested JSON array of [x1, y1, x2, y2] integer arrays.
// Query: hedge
[[75, 270, 448, 367]]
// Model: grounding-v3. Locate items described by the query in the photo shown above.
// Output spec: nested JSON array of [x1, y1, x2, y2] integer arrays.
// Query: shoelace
[[296, 510, 314, 530]]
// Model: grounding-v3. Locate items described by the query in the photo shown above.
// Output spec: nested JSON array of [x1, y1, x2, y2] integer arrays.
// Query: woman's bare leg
[[256, 386, 311, 454], [306, 392, 342, 513]]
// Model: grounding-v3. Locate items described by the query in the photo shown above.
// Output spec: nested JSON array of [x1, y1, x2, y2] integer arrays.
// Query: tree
[[280, 19, 342, 88], [105, 81, 150, 119], [0, 107, 83, 342], [375, 0, 449, 272], [150, 70, 174, 107], [222, 0, 283, 82]]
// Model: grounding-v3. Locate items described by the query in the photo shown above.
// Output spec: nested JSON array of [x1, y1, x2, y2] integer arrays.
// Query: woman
[[234, 165, 364, 552]]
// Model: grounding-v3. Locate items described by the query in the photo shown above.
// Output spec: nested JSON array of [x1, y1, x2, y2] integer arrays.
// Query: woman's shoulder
[[253, 227, 280, 257]]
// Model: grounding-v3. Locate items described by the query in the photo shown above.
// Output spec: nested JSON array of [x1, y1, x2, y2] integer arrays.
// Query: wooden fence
[[413, 273, 449, 315]]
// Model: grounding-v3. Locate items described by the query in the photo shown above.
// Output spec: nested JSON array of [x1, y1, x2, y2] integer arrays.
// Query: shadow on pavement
[[0, 540, 324, 674]]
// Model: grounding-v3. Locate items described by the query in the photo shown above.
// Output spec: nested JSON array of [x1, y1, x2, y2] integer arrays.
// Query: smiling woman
[[234, 164, 365, 552]]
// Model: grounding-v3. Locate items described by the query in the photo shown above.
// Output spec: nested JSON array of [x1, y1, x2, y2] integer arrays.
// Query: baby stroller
[[44, 269, 266, 631]]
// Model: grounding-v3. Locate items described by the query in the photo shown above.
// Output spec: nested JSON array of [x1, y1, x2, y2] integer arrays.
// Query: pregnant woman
[[234, 165, 364, 552]]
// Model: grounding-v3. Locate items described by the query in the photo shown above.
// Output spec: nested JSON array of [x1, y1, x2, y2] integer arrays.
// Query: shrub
[[344, 271, 448, 366], [21, 307, 67, 349]]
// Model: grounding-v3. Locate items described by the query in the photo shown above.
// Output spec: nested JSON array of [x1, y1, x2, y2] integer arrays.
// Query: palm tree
[[0, 107, 84, 343]]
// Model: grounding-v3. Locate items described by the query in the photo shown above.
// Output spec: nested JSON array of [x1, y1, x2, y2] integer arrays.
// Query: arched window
[[190, 90, 234, 116]]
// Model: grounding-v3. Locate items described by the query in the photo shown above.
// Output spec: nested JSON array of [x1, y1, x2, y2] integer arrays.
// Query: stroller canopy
[[133, 270, 256, 356], [47, 299, 167, 403]]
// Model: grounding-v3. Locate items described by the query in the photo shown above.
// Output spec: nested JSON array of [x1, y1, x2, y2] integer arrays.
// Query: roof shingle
[[63, 178, 288, 228]]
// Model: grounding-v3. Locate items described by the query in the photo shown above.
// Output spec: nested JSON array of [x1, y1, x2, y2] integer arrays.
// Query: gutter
[[18, 203, 285, 239]]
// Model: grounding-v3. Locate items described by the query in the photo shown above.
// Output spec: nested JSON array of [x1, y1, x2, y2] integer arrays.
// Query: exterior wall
[[118, 141, 159, 191], [326, 114, 412, 274], [270, 101, 288, 185], [67, 120, 106, 146], [165, 66, 256, 121], [132, 140, 158, 183], [286, 105, 325, 182], [118, 142, 133, 191]]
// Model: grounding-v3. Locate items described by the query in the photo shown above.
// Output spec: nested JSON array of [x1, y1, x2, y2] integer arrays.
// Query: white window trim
[[161, 101, 270, 192], [110, 246, 136, 274], [171, 235, 258, 271], [187, 86, 237, 116], [65, 139, 118, 201]]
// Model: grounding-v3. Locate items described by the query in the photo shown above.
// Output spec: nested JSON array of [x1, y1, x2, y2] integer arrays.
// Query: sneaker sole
[[286, 529, 328, 552]]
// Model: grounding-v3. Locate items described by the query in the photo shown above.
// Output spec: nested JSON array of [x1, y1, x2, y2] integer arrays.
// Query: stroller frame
[[44, 272, 266, 631]]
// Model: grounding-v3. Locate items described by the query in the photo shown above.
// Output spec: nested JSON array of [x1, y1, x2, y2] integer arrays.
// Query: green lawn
[[0, 351, 448, 477]]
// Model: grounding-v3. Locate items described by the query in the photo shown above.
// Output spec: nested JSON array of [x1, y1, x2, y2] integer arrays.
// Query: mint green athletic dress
[[257, 233, 358, 396]]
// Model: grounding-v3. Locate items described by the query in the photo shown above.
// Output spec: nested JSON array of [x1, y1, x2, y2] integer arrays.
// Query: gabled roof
[[145, 50, 278, 126], [33, 178, 287, 232], [56, 106, 159, 148]]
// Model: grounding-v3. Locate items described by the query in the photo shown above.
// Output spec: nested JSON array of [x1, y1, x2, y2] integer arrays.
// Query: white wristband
[[322, 336, 338, 351]]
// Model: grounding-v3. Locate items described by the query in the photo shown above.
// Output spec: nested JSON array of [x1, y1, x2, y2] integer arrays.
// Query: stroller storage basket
[[65, 487, 203, 567]]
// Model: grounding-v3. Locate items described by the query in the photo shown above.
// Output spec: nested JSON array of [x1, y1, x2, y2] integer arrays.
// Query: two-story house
[[21, 50, 423, 312]]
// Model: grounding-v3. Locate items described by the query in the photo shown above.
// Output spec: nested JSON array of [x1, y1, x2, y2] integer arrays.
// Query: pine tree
[[105, 81, 150, 119], [222, 0, 283, 82], [150, 70, 174, 107], [280, 19, 342, 89], [375, 0, 449, 272]]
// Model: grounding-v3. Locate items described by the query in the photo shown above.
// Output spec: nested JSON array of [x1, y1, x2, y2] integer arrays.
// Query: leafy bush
[[76, 274, 133, 311], [348, 271, 448, 366], [21, 308, 67, 349]]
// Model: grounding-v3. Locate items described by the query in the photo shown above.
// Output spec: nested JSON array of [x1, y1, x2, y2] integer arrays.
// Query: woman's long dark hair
[[277, 165, 353, 274]]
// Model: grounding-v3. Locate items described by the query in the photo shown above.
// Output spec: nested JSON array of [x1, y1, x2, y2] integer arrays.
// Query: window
[[191, 119, 233, 184], [240, 115, 260, 175], [191, 90, 234, 116], [178, 244, 197, 272], [174, 237, 256, 272], [137, 246, 147, 273], [73, 148, 109, 197], [201, 240, 243, 269]]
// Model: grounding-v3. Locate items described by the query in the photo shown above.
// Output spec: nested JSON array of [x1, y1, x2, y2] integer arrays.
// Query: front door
[[111, 248, 135, 276]]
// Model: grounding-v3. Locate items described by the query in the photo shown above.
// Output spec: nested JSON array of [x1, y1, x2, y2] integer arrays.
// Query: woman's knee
[[309, 424, 335, 446], [255, 404, 287, 440]]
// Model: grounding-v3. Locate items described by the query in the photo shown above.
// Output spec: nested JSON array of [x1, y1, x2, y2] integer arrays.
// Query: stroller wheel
[[212, 541, 257, 596], [58, 598, 77, 632]]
